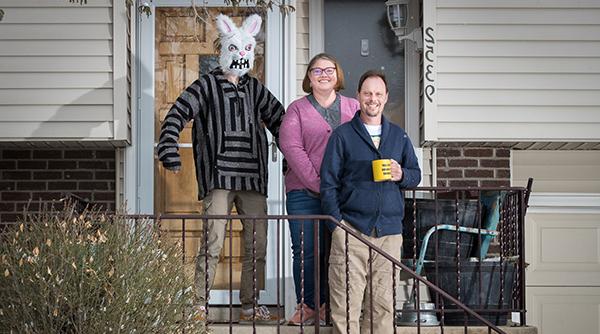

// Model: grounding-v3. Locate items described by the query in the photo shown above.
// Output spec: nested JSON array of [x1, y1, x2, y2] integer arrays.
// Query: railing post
[[477, 189, 483, 318], [252, 218, 257, 333], [519, 189, 527, 326], [203, 217, 209, 322], [276, 217, 281, 334], [345, 230, 350, 334], [300, 217, 305, 331], [314, 218, 320, 333], [413, 190, 421, 334], [393, 264, 397, 334], [229, 218, 233, 333], [369, 247, 373, 333]]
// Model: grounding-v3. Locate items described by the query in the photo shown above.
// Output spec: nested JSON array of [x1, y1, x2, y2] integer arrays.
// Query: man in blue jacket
[[320, 70, 421, 334]]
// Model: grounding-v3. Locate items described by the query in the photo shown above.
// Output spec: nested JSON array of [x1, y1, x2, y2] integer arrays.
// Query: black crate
[[424, 261, 516, 326]]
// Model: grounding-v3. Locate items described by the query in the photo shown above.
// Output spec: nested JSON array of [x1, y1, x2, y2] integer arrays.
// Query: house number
[[424, 27, 435, 103]]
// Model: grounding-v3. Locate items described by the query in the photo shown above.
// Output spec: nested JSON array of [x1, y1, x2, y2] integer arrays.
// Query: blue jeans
[[286, 190, 328, 310]]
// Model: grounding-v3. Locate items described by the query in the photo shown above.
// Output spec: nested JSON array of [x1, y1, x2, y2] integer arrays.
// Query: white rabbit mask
[[215, 13, 262, 77]]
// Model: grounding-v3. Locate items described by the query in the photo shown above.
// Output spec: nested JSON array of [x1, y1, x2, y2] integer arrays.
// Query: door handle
[[270, 141, 278, 162]]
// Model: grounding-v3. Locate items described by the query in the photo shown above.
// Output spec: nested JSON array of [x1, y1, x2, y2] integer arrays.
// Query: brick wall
[[0, 148, 116, 224], [435, 147, 511, 256], [436, 147, 510, 187]]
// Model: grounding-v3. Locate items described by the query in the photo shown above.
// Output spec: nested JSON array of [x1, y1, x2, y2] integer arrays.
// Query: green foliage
[[0, 205, 202, 333]]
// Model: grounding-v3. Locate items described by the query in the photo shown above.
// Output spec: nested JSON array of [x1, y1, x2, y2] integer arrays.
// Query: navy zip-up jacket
[[320, 111, 421, 237]]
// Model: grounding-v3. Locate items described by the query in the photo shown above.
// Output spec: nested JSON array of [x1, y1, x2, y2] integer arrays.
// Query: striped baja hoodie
[[157, 68, 285, 200]]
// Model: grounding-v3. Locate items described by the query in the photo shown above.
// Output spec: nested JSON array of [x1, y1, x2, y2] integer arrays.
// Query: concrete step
[[205, 324, 537, 334]]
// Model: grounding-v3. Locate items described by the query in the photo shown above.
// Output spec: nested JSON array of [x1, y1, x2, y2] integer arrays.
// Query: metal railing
[[122, 184, 529, 334], [398, 185, 529, 333]]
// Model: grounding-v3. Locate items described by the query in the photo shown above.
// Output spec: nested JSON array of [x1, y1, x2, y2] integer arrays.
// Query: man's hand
[[155, 150, 181, 174], [390, 159, 403, 182]]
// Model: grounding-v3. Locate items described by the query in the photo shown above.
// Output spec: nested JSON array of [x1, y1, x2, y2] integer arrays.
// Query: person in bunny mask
[[157, 13, 284, 323]]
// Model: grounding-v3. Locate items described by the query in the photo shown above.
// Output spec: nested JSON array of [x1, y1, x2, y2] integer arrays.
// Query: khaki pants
[[328, 221, 402, 334], [194, 189, 268, 310]]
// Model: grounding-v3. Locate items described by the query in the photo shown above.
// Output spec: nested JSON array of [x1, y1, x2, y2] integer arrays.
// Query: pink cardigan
[[280, 95, 359, 193]]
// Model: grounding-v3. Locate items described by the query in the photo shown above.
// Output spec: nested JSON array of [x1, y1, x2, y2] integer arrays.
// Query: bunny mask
[[215, 13, 262, 77]]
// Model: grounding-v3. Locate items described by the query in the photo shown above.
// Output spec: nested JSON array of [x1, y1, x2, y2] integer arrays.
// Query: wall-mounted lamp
[[385, 0, 409, 37], [386, 0, 422, 51], [139, 0, 152, 17]]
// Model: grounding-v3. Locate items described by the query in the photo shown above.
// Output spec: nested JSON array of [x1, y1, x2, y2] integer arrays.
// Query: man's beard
[[363, 105, 382, 118]]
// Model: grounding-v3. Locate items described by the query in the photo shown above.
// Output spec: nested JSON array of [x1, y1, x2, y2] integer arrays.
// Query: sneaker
[[239, 305, 281, 324], [319, 304, 327, 324], [288, 303, 319, 326]]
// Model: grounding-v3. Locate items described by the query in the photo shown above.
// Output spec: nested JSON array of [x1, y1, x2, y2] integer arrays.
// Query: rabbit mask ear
[[241, 14, 262, 37], [215, 14, 260, 78], [215, 13, 236, 35]]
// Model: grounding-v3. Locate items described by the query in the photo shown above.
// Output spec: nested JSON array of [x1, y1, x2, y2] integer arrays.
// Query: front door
[[150, 3, 284, 305], [324, 0, 406, 127]]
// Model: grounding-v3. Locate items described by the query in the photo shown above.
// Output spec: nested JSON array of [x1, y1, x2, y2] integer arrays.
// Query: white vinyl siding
[[0, 0, 130, 145], [296, 0, 309, 97], [512, 150, 600, 193], [420, 147, 433, 187], [423, 0, 600, 146]]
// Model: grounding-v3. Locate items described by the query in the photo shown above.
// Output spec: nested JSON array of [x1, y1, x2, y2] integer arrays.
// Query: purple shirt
[[280, 95, 359, 193]]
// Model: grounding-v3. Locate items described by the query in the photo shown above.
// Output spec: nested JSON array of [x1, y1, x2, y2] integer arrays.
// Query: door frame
[[126, 0, 296, 306]]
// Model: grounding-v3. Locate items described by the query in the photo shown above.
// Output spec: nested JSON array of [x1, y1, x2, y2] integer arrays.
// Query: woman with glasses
[[280, 53, 359, 326]]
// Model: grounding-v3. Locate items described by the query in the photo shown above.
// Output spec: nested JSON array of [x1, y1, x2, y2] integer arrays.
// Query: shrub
[[0, 204, 202, 333]]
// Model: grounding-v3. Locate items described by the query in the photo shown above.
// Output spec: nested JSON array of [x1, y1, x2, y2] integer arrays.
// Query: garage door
[[512, 150, 600, 334]]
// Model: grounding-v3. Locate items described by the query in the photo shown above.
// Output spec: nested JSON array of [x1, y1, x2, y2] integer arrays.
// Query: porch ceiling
[[422, 141, 600, 150]]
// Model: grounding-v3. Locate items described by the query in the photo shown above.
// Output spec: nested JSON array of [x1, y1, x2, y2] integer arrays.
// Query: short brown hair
[[357, 70, 388, 93], [302, 53, 346, 93]]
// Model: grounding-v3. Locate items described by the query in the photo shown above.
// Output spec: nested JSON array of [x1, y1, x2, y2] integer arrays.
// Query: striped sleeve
[[157, 79, 205, 171], [253, 78, 285, 144]]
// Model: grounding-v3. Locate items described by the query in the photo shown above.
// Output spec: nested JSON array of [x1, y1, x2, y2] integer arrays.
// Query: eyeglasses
[[309, 67, 336, 76]]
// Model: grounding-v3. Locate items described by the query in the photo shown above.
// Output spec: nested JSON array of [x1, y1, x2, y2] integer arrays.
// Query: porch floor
[[206, 324, 538, 334]]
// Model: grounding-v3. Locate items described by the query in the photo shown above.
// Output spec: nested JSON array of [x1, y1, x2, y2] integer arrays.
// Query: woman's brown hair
[[302, 53, 345, 93]]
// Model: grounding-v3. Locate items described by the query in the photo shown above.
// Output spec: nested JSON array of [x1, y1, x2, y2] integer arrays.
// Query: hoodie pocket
[[219, 128, 256, 155], [216, 127, 260, 178]]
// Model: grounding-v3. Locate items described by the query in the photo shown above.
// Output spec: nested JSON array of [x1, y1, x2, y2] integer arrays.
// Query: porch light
[[386, 0, 409, 37], [386, 0, 422, 51]]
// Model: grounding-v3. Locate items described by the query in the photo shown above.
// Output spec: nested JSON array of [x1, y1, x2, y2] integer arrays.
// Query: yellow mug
[[372, 159, 392, 182]]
